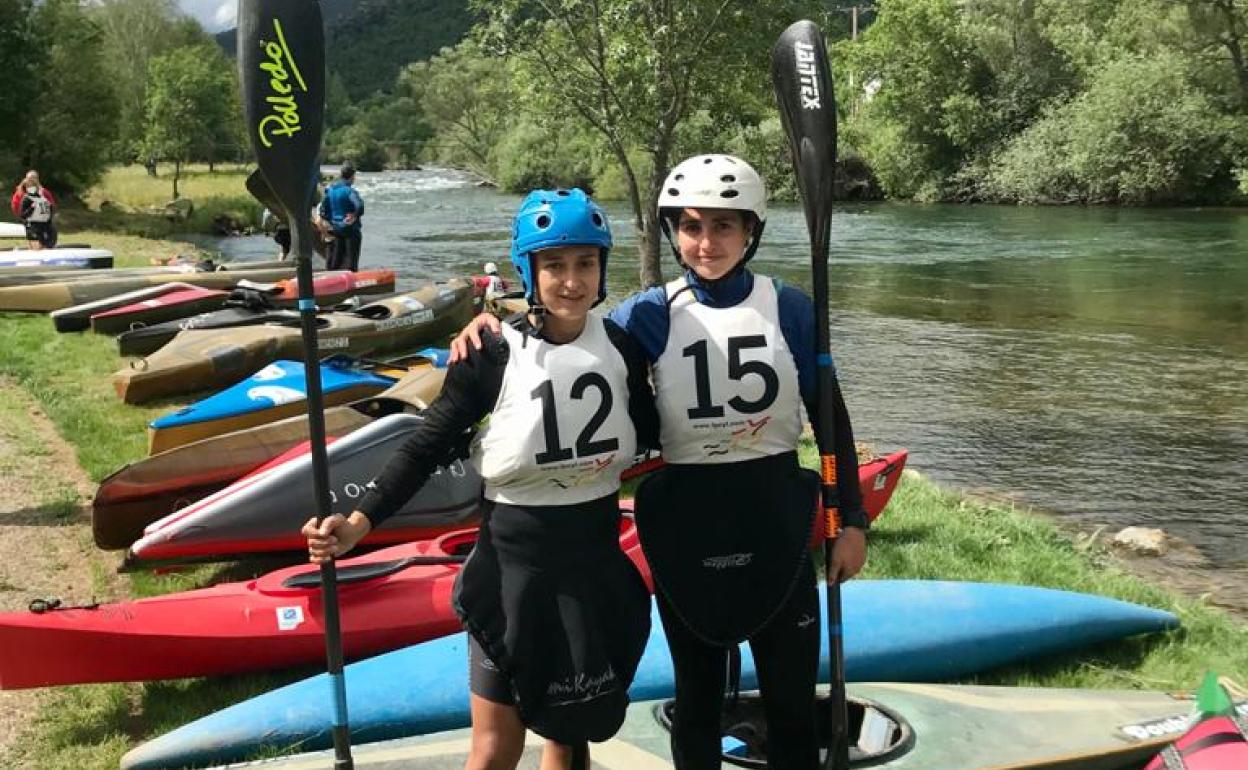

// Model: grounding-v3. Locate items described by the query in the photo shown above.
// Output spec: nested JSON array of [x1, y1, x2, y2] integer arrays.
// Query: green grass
[[0, 225, 1243, 767], [54, 163, 262, 240], [84, 164, 253, 210]]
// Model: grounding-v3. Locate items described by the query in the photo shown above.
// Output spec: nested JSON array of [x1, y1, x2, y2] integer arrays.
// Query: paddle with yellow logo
[[772, 19, 849, 770], [238, 1, 354, 767]]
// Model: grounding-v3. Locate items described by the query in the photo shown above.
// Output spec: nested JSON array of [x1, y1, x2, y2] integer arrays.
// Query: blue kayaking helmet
[[509, 188, 612, 308]]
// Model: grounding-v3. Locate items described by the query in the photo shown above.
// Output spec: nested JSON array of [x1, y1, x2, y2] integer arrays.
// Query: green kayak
[[226, 684, 1201, 770]]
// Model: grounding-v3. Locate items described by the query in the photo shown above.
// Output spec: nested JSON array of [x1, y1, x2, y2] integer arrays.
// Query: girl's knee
[[466, 726, 524, 769]]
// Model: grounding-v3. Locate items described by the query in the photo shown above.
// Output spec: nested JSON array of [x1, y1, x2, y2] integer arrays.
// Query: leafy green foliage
[[139, 44, 239, 199], [987, 52, 1245, 204], [94, 0, 216, 163], [400, 41, 515, 179], [326, 122, 388, 171], [19, 0, 121, 192], [0, 0, 37, 179]]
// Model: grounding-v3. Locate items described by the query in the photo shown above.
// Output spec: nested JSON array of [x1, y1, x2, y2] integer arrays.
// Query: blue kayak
[[146, 353, 447, 454], [121, 581, 1178, 770]]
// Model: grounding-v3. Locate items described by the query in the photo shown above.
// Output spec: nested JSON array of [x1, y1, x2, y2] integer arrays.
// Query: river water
[[199, 169, 1248, 568]]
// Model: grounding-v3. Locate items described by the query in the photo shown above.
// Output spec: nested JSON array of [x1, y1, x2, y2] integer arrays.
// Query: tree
[[1183, 0, 1248, 108], [20, 0, 120, 192], [400, 42, 515, 180], [474, 0, 814, 288], [840, 0, 993, 199], [93, 0, 211, 162], [0, 0, 37, 180], [139, 44, 237, 199]]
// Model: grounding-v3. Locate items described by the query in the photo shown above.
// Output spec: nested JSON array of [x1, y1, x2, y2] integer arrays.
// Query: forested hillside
[[214, 0, 473, 98]]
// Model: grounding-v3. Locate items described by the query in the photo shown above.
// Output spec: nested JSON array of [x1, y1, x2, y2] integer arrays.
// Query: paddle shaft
[[237, 2, 353, 767], [771, 20, 849, 770]]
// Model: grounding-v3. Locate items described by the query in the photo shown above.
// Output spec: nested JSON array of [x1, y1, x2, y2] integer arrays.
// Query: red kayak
[[89, 269, 397, 334], [89, 286, 228, 334], [0, 516, 649, 689]]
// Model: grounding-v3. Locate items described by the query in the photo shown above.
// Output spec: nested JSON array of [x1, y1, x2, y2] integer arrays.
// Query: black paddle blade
[[238, 0, 325, 258], [245, 168, 285, 223], [771, 20, 838, 258]]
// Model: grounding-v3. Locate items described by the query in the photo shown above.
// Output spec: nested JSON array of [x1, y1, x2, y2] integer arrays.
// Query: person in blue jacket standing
[[319, 162, 364, 271]]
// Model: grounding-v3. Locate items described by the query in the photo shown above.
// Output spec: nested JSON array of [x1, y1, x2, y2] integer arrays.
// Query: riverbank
[[0, 228, 1244, 768], [54, 164, 259, 242]]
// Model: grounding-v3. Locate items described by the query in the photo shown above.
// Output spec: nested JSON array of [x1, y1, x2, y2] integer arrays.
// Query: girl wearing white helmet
[[450, 155, 867, 769], [306, 188, 658, 770]]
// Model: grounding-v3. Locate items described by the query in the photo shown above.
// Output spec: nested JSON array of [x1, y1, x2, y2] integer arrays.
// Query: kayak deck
[[166, 685, 1201, 770]]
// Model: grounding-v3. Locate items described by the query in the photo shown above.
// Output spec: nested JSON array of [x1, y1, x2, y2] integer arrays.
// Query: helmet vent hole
[[536, 214, 551, 229], [557, 189, 570, 196], [721, 175, 736, 183], [592, 212, 603, 226], [703, 158, 713, 164], [667, 187, 680, 196], [674, 174, 684, 181], [720, 190, 740, 199]]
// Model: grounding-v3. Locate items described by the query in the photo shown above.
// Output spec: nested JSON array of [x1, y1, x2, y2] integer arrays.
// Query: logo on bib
[[547, 454, 616, 490], [702, 416, 773, 457], [702, 553, 753, 570]]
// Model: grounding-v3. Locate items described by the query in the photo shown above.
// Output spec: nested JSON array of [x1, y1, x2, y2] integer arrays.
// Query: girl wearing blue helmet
[[304, 188, 658, 770], [452, 156, 868, 770]]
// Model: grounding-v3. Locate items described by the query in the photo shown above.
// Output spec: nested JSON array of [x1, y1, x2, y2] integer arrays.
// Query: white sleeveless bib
[[654, 276, 803, 464], [26, 194, 52, 223], [474, 312, 637, 505]]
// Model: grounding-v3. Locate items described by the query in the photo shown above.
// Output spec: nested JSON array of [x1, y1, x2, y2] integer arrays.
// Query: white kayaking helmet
[[483, 261, 499, 275], [658, 154, 768, 267]]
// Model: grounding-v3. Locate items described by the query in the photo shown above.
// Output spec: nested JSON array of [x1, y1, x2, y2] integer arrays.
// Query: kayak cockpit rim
[[654, 692, 914, 767]]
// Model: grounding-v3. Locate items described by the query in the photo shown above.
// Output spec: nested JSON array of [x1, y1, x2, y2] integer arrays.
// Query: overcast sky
[[178, 0, 235, 32]]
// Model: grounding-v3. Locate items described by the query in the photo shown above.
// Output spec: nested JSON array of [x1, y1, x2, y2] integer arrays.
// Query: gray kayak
[[126, 412, 482, 566], [208, 685, 1204, 770]]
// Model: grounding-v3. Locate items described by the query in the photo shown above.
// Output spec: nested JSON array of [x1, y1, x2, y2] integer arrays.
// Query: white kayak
[[0, 223, 25, 239], [0, 248, 114, 270]]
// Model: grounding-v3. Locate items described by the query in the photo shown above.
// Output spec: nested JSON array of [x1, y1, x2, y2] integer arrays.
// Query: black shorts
[[468, 634, 514, 705], [24, 221, 56, 247]]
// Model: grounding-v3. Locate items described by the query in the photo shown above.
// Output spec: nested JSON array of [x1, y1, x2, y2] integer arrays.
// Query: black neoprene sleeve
[[357, 330, 506, 526], [804, 377, 869, 530]]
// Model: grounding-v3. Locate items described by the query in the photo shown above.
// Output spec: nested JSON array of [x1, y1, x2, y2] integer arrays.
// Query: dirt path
[[0, 377, 124, 760]]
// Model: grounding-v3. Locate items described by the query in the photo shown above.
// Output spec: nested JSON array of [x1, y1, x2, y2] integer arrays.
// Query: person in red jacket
[[10, 171, 58, 249]]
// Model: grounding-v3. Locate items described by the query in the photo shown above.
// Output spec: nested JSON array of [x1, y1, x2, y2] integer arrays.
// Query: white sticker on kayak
[[247, 385, 305, 405], [873, 474, 888, 492], [277, 606, 305, 631], [253, 363, 290, 381]]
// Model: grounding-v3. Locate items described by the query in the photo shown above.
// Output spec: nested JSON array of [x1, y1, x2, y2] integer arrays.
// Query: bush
[[492, 120, 596, 193], [327, 123, 388, 172], [987, 53, 1242, 204]]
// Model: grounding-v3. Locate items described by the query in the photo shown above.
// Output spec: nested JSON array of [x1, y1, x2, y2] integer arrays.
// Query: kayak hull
[[107, 269, 398, 348], [90, 287, 230, 335], [91, 369, 445, 550], [51, 282, 206, 333], [128, 411, 482, 565], [145, 359, 400, 454], [119, 581, 1180, 770], [111, 281, 472, 404], [0, 248, 113, 270], [0, 518, 647, 690], [0, 266, 298, 312]]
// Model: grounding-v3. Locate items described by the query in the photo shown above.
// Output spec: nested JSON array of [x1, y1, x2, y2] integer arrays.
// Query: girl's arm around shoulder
[[357, 329, 509, 526], [606, 286, 670, 364], [604, 317, 660, 452]]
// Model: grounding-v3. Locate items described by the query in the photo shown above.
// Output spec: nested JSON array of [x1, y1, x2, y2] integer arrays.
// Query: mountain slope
[[215, 0, 473, 97]]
